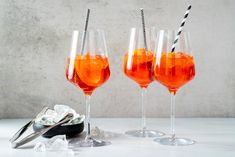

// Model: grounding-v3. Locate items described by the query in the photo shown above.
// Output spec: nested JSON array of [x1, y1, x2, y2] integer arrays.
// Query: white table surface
[[0, 118, 235, 157]]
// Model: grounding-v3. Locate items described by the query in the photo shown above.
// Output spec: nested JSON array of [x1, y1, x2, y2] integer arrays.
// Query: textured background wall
[[0, 0, 235, 118]]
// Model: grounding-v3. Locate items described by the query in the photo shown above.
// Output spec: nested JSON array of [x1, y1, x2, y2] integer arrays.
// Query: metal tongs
[[10, 107, 73, 149], [10, 107, 49, 143]]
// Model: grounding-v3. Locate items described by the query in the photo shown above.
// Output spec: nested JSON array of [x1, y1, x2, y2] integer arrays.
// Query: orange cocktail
[[123, 48, 154, 88], [154, 52, 195, 94], [66, 54, 110, 95]]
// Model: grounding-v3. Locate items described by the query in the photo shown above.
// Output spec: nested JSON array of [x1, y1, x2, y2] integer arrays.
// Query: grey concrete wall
[[0, 0, 235, 118]]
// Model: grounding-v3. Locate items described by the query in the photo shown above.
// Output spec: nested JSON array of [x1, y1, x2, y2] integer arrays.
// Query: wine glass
[[123, 27, 164, 137], [153, 30, 196, 145], [66, 29, 111, 147]]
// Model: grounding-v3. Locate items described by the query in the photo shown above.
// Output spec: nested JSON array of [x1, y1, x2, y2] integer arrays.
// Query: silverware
[[10, 107, 49, 143], [11, 113, 73, 149]]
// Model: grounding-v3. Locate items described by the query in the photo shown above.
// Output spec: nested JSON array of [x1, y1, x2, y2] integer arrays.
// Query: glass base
[[77, 138, 111, 147], [125, 129, 165, 138], [154, 137, 195, 146]]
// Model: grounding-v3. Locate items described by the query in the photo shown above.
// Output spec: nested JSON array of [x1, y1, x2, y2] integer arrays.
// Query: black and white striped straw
[[81, 9, 90, 54], [140, 8, 148, 51], [171, 5, 192, 52]]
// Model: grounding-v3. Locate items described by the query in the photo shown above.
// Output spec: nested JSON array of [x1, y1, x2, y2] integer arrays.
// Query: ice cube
[[46, 135, 67, 145], [35, 109, 57, 125], [54, 105, 71, 115], [34, 142, 46, 152], [64, 115, 85, 125], [49, 138, 68, 151], [91, 127, 121, 139], [35, 104, 81, 126], [91, 127, 105, 139], [54, 104, 77, 122], [40, 115, 56, 125], [34, 135, 69, 152], [45, 109, 57, 117]]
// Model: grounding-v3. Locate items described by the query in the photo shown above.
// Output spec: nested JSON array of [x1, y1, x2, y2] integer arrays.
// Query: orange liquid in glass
[[123, 48, 154, 88], [66, 54, 110, 95], [154, 52, 195, 94]]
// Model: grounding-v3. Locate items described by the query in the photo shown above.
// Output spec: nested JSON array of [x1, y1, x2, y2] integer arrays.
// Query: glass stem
[[85, 95, 91, 140], [170, 92, 176, 139], [141, 87, 147, 133]]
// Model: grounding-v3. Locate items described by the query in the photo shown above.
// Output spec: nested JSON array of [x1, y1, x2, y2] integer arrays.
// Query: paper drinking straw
[[81, 9, 90, 54], [140, 8, 148, 51], [171, 5, 192, 52]]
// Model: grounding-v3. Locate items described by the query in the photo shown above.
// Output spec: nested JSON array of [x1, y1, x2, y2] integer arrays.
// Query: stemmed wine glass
[[153, 30, 196, 145], [123, 27, 164, 137], [66, 30, 111, 147]]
